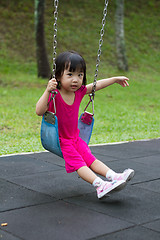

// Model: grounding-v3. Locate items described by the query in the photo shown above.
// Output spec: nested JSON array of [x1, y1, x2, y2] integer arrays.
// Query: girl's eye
[[79, 73, 83, 77], [67, 73, 72, 76]]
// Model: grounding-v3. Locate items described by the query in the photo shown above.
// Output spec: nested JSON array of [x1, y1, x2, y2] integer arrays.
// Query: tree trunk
[[115, 0, 128, 71], [34, 0, 51, 78]]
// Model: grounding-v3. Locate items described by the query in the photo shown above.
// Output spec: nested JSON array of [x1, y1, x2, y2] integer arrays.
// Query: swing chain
[[50, 0, 59, 111], [52, 0, 59, 78], [92, 0, 109, 98], [51, 0, 109, 116]]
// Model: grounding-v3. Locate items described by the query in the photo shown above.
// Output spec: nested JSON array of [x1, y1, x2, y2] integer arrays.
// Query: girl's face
[[58, 68, 84, 93]]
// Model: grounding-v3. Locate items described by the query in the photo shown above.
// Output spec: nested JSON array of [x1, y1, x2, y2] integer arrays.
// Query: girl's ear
[[57, 79, 61, 89]]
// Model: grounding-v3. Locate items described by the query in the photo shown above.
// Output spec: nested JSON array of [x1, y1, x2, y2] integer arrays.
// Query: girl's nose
[[72, 76, 78, 82]]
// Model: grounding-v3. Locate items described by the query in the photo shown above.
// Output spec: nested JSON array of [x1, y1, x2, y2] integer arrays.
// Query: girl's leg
[[77, 166, 97, 184], [90, 159, 110, 177], [90, 159, 135, 182]]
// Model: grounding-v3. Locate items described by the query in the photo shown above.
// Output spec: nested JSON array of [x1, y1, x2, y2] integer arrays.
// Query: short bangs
[[55, 51, 86, 86], [65, 53, 86, 73]]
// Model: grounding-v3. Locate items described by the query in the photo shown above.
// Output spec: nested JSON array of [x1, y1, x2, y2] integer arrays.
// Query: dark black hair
[[55, 50, 87, 89]]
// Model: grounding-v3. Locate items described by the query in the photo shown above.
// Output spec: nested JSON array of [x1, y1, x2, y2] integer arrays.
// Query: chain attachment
[[51, 91, 58, 114], [83, 93, 95, 115]]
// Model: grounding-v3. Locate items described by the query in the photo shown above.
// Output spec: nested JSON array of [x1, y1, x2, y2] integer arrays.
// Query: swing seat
[[41, 111, 94, 157], [78, 111, 94, 145], [41, 112, 63, 157]]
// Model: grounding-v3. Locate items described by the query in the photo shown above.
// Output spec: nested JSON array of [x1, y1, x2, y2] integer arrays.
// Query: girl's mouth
[[71, 85, 77, 89]]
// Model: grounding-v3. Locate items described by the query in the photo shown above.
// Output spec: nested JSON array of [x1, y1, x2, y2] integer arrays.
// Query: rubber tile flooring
[[0, 139, 160, 240]]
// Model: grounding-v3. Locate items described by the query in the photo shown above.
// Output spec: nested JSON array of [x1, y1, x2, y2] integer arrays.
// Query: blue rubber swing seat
[[41, 108, 94, 158], [41, 112, 63, 157]]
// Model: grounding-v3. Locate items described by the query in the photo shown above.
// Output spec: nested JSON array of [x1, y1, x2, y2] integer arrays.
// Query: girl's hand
[[47, 78, 58, 92], [115, 76, 129, 87]]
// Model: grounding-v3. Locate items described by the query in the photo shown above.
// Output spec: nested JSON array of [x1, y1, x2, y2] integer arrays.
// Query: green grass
[[0, 0, 160, 155]]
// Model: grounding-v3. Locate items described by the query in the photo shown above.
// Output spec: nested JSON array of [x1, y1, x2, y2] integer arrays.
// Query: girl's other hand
[[47, 78, 58, 92], [116, 76, 129, 87]]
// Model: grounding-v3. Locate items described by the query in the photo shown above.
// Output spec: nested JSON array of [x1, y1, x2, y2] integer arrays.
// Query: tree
[[34, 0, 51, 78], [115, 0, 128, 71]]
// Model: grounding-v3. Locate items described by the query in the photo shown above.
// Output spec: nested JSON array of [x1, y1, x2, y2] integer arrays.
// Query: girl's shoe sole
[[98, 180, 126, 199], [124, 170, 135, 182]]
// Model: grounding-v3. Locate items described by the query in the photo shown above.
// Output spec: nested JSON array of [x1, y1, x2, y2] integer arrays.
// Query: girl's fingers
[[47, 79, 57, 92]]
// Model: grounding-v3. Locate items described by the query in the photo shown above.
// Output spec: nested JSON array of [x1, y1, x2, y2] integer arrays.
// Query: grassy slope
[[0, 0, 160, 155]]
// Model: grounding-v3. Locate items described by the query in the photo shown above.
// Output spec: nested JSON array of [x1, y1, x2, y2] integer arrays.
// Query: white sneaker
[[108, 169, 135, 182], [97, 180, 126, 199]]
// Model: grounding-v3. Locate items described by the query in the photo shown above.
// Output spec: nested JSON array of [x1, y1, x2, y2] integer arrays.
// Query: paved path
[[0, 139, 160, 240]]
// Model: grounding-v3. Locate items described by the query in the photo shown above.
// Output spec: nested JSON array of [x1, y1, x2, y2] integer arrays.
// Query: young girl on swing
[[36, 51, 134, 199]]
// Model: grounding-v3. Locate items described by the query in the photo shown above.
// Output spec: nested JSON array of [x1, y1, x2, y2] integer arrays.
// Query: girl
[[36, 51, 134, 199]]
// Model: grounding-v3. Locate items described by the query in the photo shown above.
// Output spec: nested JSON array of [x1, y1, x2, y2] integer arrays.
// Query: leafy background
[[0, 0, 160, 155]]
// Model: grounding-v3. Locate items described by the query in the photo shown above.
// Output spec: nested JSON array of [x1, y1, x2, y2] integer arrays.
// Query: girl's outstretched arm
[[86, 76, 129, 94]]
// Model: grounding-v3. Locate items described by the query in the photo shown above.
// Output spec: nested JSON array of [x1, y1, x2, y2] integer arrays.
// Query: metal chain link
[[52, 0, 59, 78], [50, 0, 59, 107], [92, 0, 109, 97]]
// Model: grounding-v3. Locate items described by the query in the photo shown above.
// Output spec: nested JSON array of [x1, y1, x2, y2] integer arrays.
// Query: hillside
[[0, 0, 159, 78]]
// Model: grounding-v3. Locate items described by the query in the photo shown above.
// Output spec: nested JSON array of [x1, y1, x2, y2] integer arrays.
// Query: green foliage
[[0, 0, 160, 155]]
